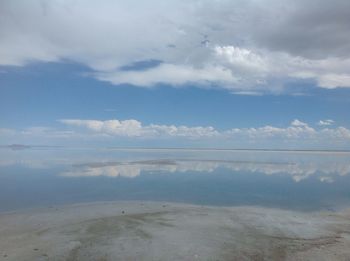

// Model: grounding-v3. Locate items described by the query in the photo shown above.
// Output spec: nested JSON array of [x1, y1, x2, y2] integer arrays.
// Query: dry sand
[[1, 201, 350, 260]]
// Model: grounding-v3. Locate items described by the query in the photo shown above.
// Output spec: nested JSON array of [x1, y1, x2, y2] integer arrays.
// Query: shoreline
[[0, 199, 347, 216], [1, 201, 350, 260]]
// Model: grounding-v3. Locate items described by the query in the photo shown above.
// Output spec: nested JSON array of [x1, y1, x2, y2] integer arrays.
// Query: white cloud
[[319, 176, 334, 183], [230, 91, 263, 96], [228, 120, 317, 140], [317, 74, 350, 89], [0, 128, 16, 136], [59, 119, 219, 139], [60, 119, 143, 137], [214, 46, 268, 75], [290, 119, 308, 127], [321, 127, 350, 140], [146, 124, 219, 138], [1, 118, 350, 149], [19, 126, 76, 138], [214, 46, 350, 91], [57, 118, 350, 148], [2, 0, 350, 92], [93, 44, 350, 91], [318, 119, 334, 126], [95, 63, 237, 87]]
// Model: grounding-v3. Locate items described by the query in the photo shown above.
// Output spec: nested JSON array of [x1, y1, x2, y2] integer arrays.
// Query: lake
[[1, 147, 350, 212]]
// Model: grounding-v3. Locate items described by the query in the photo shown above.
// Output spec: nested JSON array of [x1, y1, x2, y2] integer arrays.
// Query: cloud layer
[[58, 118, 350, 146], [2, 117, 349, 149], [59, 119, 219, 139], [2, 0, 350, 92]]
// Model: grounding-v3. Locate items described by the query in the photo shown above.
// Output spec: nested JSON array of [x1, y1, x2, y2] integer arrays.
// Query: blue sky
[[1, 0, 350, 149]]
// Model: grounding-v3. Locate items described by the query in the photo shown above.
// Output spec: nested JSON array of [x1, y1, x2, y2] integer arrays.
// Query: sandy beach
[[0, 201, 350, 260]]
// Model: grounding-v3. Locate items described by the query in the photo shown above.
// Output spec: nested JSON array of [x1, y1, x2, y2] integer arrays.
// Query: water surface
[[1, 147, 350, 212]]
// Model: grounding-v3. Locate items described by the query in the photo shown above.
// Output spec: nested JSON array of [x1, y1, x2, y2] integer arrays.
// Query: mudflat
[[1, 201, 350, 260]]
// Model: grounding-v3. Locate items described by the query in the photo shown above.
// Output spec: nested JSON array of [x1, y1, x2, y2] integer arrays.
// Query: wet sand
[[1, 201, 350, 260]]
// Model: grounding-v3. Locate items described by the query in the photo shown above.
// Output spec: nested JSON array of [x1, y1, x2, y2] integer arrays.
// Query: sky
[[1, 0, 350, 149]]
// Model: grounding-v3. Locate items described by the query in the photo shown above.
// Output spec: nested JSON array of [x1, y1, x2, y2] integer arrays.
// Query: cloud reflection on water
[[60, 158, 350, 183]]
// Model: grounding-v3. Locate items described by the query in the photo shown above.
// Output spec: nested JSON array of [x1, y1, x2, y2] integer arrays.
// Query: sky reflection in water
[[0, 148, 350, 212]]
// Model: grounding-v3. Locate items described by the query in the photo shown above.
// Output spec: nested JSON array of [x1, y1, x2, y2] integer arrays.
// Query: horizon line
[[1, 144, 350, 153]]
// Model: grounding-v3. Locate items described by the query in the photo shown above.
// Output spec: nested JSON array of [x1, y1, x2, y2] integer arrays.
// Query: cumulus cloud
[[227, 119, 318, 140], [2, 118, 349, 147], [1, 0, 350, 91], [214, 46, 350, 90], [320, 127, 350, 140], [60, 119, 144, 137], [58, 118, 350, 147], [59, 119, 219, 139], [214, 46, 267, 75]]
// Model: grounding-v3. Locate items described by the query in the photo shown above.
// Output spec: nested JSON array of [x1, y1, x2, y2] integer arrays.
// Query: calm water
[[1, 148, 350, 212]]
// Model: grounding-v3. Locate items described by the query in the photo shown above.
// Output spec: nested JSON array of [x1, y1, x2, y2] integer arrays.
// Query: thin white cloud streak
[[95, 63, 237, 87], [318, 119, 334, 126], [2, 0, 350, 91], [0, 128, 16, 136]]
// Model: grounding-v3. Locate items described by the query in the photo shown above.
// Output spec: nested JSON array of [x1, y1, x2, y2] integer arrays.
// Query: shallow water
[[1, 147, 350, 212]]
